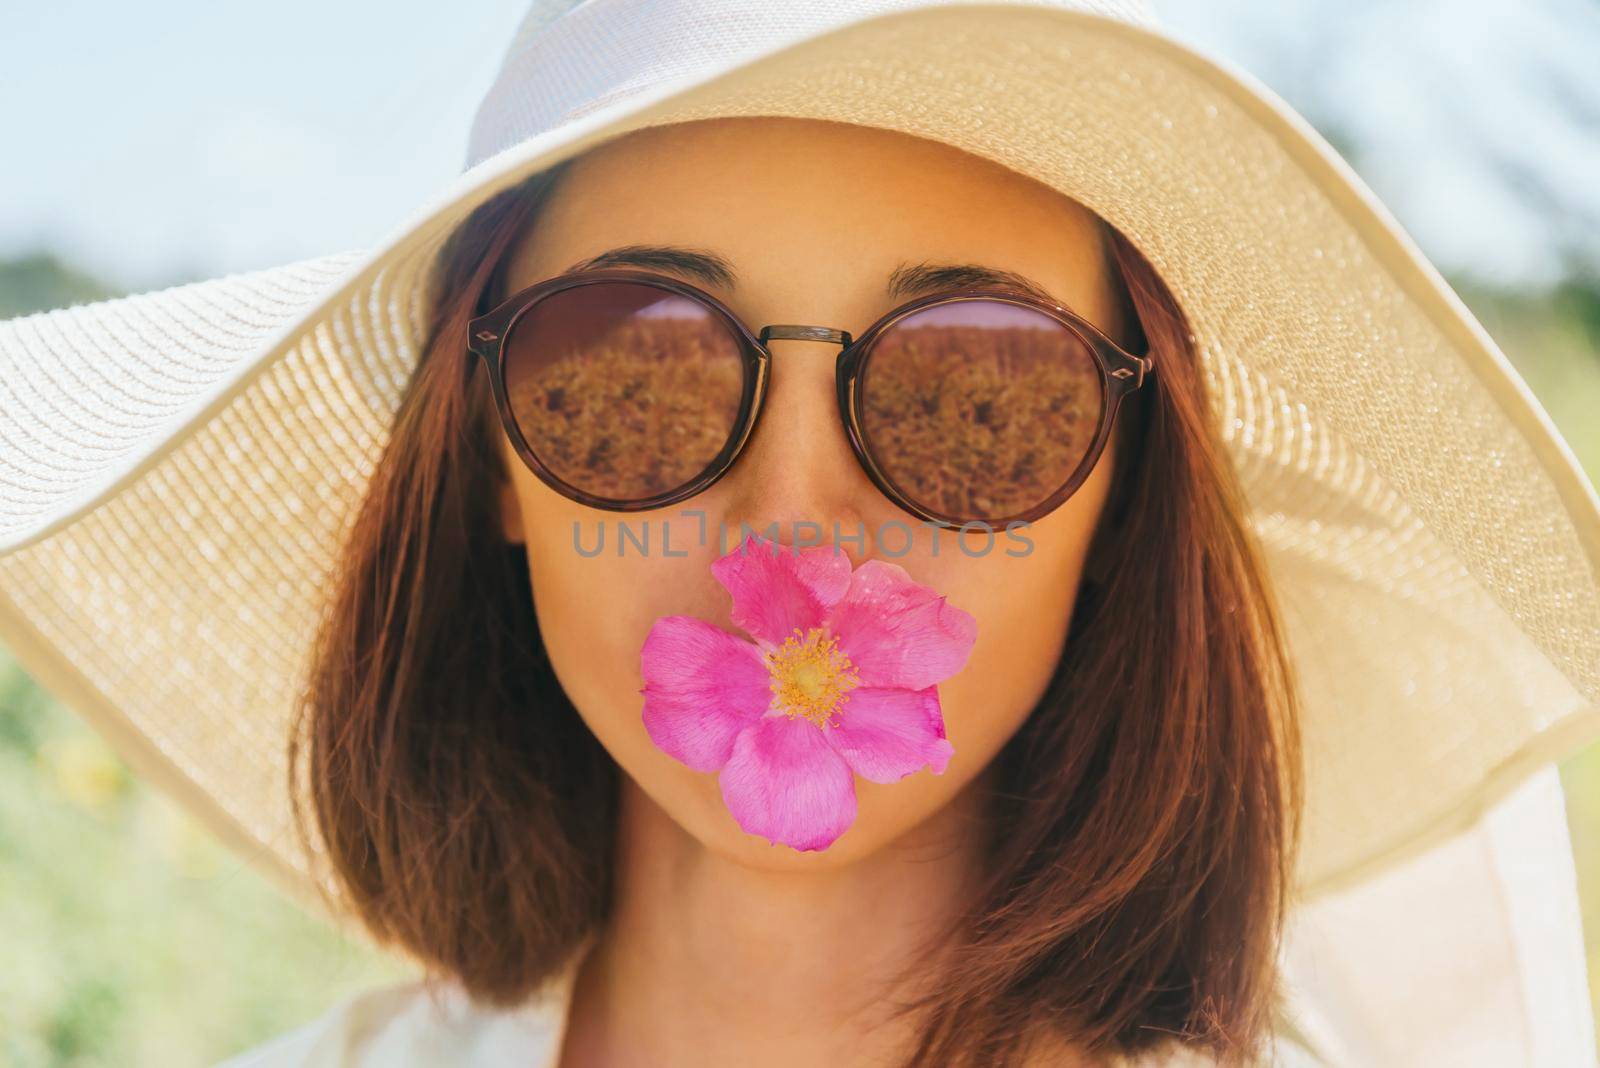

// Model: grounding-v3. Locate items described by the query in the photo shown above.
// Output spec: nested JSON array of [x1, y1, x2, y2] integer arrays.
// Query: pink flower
[[638, 532, 978, 851]]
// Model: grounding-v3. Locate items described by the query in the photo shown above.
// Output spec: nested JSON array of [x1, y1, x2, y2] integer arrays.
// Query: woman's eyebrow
[[561, 245, 1061, 305], [886, 261, 1059, 304], [563, 245, 737, 288]]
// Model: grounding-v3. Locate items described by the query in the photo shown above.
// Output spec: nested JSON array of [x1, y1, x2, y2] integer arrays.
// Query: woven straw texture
[[1, 0, 1597, 927]]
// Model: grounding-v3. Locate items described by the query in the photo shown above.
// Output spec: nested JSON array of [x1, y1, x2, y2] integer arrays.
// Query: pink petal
[[823, 560, 978, 690], [823, 686, 955, 783], [710, 531, 853, 648], [640, 616, 771, 771], [718, 716, 858, 851]]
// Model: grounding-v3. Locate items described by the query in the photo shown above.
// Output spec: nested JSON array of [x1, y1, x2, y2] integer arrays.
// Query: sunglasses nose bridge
[[757, 324, 854, 348]]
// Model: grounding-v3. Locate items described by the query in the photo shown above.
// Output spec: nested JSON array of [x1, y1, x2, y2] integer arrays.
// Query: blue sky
[[1, 0, 529, 289], [3, 0, 1597, 293]]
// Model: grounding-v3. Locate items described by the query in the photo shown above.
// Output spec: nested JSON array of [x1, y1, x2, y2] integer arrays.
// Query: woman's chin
[[659, 773, 965, 873]]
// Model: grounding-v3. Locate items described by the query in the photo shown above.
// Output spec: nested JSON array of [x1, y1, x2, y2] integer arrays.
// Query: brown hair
[[289, 149, 1303, 1067]]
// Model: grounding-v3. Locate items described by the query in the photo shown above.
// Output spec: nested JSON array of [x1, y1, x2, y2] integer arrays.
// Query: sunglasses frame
[[467, 267, 1153, 527]]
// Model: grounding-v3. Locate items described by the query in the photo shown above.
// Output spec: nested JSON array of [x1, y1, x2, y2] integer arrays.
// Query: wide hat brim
[[1, 2, 1597, 923]]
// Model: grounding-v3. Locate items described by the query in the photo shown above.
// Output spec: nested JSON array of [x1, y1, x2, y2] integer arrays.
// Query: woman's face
[[495, 116, 1128, 868]]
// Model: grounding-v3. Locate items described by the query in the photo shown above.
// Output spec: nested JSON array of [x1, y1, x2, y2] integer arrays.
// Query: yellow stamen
[[765, 626, 860, 729]]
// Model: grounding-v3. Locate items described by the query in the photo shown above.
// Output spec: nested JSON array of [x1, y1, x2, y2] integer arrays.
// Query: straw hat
[[1, 0, 1597, 928]]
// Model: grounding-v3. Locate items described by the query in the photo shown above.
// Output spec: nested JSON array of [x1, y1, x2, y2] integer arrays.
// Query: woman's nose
[[712, 335, 875, 550]]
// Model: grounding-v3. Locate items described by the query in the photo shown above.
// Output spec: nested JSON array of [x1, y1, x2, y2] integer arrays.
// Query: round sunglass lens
[[500, 281, 749, 504], [857, 298, 1105, 522]]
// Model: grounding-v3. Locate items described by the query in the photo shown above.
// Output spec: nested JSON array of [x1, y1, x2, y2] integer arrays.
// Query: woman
[[1, 1, 1595, 1066], [286, 112, 1298, 1067]]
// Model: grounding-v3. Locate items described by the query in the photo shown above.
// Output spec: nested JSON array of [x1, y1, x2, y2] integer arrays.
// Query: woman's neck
[[556, 771, 1033, 1067]]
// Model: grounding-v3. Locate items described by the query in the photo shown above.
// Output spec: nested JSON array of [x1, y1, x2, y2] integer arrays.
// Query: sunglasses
[[468, 267, 1152, 527]]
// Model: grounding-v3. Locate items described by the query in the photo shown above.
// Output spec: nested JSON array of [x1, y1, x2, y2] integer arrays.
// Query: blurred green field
[[0, 664, 412, 1065], [1, 254, 1598, 1064]]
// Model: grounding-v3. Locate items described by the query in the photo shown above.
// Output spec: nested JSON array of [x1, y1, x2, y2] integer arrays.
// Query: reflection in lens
[[859, 299, 1104, 521], [502, 282, 746, 502]]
